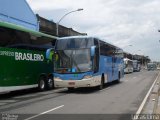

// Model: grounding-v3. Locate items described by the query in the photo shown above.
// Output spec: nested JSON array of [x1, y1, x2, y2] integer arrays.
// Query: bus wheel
[[47, 76, 54, 90], [68, 87, 74, 92], [99, 75, 104, 90], [38, 76, 46, 91]]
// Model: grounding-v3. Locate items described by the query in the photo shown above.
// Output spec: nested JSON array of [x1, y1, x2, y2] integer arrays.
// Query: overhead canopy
[[0, 21, 57, 40], [0, 0, 38, 30]]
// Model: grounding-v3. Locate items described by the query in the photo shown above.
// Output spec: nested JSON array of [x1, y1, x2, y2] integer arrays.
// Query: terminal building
[[123, 51, 151, 66], [36, 15, 87, 37]]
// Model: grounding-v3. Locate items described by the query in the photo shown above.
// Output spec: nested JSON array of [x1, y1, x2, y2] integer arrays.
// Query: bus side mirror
[[91, 46, 96, 60], [46, 48, 54, 61]]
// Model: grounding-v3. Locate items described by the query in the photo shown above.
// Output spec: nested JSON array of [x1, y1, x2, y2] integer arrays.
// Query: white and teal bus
[[0, 21, 57, 93], [46, 36, 124, 90], [124, 58, 133, 73]]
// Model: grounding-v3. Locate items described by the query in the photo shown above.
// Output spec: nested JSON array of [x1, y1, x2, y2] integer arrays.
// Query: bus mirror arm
[[91, 46, 97, 72], [91, 46, 96, 58]]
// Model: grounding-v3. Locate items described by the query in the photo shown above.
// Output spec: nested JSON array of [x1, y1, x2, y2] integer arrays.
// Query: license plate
[[68, 82, 75, 85]]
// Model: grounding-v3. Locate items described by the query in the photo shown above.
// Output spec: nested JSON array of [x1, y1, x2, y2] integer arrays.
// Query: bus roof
[[58, 36, 122, 50], [0, 21, 57, 40], [147, 62, 156, 65], [58, 36, 92, 40]]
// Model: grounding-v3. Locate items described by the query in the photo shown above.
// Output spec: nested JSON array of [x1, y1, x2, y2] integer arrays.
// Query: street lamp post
[[129, 45, 135, 60], [158, 30, 160, 43], [137, 49, 145, 68], [127, 45, 133, 60], [56, 8, 83, 37]]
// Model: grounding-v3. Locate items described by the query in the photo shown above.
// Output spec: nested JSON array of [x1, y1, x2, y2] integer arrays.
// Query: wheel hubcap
[[40, 80, 45, 89]]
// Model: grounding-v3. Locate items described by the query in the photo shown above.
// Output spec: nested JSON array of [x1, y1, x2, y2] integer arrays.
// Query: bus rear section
[[51, 36, 124, 90], [133, 60, 141, 72], [124, 58, 133, 73], [0, 21, 56, 93]]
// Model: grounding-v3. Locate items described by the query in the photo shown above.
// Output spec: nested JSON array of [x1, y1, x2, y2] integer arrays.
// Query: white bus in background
[[147, 63, 157, 71], [124, 58, 133, 73], [133, 60, 141, 72]]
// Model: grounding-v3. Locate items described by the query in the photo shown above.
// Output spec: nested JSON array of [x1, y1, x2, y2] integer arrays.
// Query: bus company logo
[[15, 52, 44, 61], [0, 50, 44, 61], [0, 51, 14, 57]]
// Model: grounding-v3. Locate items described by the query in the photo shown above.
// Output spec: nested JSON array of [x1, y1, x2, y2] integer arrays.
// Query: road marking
[[24, 105, 64, 120], [135, 71, 160, 119]]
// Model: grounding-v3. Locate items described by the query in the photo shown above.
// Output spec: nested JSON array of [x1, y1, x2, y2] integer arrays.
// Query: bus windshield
[[55, 49, 92, 73]]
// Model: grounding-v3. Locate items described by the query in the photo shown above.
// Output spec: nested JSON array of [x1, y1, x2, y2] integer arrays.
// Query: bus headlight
[[83, 75, 92, 79], [54, 77, 61, 81]]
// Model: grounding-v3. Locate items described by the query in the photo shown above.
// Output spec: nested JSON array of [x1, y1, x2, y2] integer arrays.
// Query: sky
[[27, 0, 160, 61]]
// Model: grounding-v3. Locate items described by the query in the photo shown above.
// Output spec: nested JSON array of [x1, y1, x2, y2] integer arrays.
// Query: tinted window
[[115, 48, 123, 58], [0, 26, 53, 47], [99, 41, 115, 56], [56, 38, 94, 50]]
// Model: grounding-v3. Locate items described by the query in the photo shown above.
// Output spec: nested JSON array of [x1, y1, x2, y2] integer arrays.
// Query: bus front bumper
[[54, 76, 101, 88]]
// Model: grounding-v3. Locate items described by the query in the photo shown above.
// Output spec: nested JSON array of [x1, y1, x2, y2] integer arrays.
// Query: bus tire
[[38, 76, 46, 91], [46, 75, 54, 90], [68, 87, 74, 92], [99, 75, 104, 90]]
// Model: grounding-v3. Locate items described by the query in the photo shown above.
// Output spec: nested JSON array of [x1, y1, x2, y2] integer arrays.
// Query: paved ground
[[141, 70, 160, 115], [0, 70, 159, 120]]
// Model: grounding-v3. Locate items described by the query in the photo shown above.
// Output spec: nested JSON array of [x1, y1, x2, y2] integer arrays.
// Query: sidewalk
[[156, 81, 160, 114], [142, 71, 160, 114]]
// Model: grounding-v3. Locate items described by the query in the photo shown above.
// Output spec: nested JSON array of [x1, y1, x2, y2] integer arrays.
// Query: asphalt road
[[0, 70, 159, 120]]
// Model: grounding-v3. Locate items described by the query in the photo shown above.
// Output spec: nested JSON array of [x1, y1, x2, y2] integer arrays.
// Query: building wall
[[0, 0, 38, 31], [37, 15, 87, 37]]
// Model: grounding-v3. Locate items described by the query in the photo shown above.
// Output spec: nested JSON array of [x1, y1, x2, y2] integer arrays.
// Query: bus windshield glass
[[55, 49, 92, 73], [56, 37, 94, 50], [124, 62, 127, 68]]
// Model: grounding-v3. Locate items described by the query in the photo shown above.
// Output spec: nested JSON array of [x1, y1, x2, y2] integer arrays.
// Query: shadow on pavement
[[0, 88, 39, 100]]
